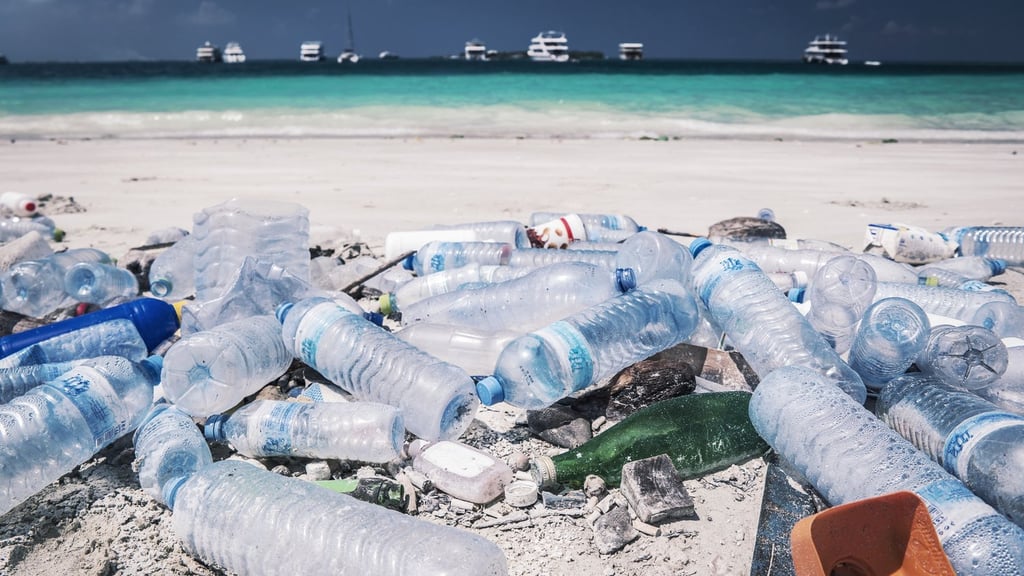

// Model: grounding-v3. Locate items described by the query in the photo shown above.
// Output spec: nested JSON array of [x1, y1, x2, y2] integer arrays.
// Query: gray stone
[[591, 505, 638, 554], [526, 404, 593, 448], [541, 490, 588, 510], [620, 454, 695, 524]]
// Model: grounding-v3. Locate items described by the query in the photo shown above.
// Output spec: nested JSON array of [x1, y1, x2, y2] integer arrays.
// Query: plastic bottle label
[[420, 441, 493, 479], [917, 479, 995, 540], [943, 411, 1024, 478], [767, 238, 800, 250], [698, 252, 759, 305], [257, 402, 305, 454], [429, 253, 447, 273], [533, 321, 594, 391], [56, 365, 124, 448], [295, 302, 353, 367]]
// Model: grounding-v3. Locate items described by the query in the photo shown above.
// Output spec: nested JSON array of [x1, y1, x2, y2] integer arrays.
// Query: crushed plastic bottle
[[148, 234, 197, 301], [132, 402, 212, 508], [0, 247, 113, 317], [64, 261, 140, 305]]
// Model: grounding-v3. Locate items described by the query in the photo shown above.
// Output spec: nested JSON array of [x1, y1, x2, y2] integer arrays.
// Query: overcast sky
[[1, 0, 1022, 63]]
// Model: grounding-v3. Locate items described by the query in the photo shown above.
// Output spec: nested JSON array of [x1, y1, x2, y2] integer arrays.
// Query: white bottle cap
[[0, 192, 37, 216], [504, 479, 539, 508]]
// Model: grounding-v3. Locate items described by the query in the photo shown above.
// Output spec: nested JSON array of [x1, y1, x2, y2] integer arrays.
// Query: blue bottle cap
[[475, 376, 505, 406], [989, 259, 1008, 275], [204, 414, 225, 442], [615, 267, 637, 292], [689, 237, 713, 258], [402, 253, 416, 271], [275, 301, 294, 323], [363, 311, 385, 326], [162, 475, 188, 510], [789, 287, 806, 303], [141, 355, 164, 379], [637, 225, 648, 232]]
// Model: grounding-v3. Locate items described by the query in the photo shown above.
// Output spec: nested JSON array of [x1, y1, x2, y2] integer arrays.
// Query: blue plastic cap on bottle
[[475, 376, 505, 406], [141, 355, 164, 381], [363, 312, 385, 326], [402, 253, 416, 271], [789, 287, 806, 303], [204, 414, 225, 442], [637, 225, 648, 232], [615, 267, 637, 292], [989, 259, 1008, 276], [162, 475, 187, 510], [275, 302, 295, 323], [689, 237, 713, 258]]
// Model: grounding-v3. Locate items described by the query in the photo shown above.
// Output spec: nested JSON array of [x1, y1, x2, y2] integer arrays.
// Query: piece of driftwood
[[341, 250, 414, 298], [620, 454, 695, 524]]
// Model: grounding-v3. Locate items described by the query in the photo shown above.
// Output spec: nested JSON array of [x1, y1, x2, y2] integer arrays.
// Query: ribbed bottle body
[[0, 218, 53, 242], [410, 241, 512, 276], [386, 263, 533, 315], [0, 361, 79, 403], [749, 365, 1024, 576], [847, 297, 931, 390], [0, 318, 150, 369], [279, 298, 479, 441], [207, 399, 403, 462], [148, 234, 197, 300], [736, 245, 917, 284], [917, 325, 1008, 390], [543, 391, 767, 488], [877, 373, 1024, 527], [488, 280, 698, 410], [805, 254, 877, 354], [920, 256, 1005, 282], [394, 323, 517, 376], [973, 301, 1024, 339], [873, 281, 1015, 322], [613, 230, 692, 287], [171, 460, 508, 576], [529, 212, 641, 242], [0, 356, 159, 516], [132, 403, 212, 508], [192, 198, 310, 301], [161, 315, 293, 417], [949, 226, 1024, 266], [1, 248, 112, 317], [399, 262, 623, 333], [506, 247, 617, 269], [64, 262, 139, 304], [690, 243, 865, 403]]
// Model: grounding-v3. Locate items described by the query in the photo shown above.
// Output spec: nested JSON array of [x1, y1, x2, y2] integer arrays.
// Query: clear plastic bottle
[[148, 234, 197, 301], [917, 324, 1008, 391], [719, 236, 849, 253], [877, 373, 1024, 527], [161, 314, 293, 417], [0, 318, 149, 370], [191, 198, 310, 301], [205, 399, 404, 463], [973, 301, 1024, 339], [0, 297, 179, 360], [0, 192, 37, 216], [394, 323, 519, 376], [506, 247, 618, 269], [689, 239, 866, 403], [945, 226, 1024, 266], [529, 212, 643, 243], [476, 279, 699, 409], [612, 230, 692, 287], [0, 215, 62, 243], [385, 220, 530, 259], [406, 241, 513, 276], [748, 365, 1024, 576], [0, 230, 53, 273], [132, 402, 212, 508], [409, 439, 515, 504], [0, 247, 113, 317], [398, 262, 633, 333], [847, 297, 931, 391], [873, 281, 1016, 323], [735, 244, 918, 284], [64, 261, 140, 305], [277, 297, 480, 441], [805, 254, 877, 354], [0, 355, 162, 516], [170, 460, 509, 576], [0, 360, 80, 403], [919, 256, 1007, 283], [380, 263, 535, 316], [973, 346, 1024, 414]]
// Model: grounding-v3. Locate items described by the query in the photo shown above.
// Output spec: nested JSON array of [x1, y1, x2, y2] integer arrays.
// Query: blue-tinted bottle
[[847, 297, 931, 391]]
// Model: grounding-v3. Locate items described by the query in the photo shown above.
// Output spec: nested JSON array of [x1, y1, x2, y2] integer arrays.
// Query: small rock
[[620, 454, 695, 524], [592, 505, 638, 554], [541, 490, 588, 510], [304, 461, 332, 481], [526, 404, 593, 448], [583, 475, 607, 498]]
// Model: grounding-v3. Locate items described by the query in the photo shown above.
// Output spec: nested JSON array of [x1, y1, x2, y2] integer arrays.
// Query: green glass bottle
[[315, 476, 408, 512], [530, 391, 769, 489]]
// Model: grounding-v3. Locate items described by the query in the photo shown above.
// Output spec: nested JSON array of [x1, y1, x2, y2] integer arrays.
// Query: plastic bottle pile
[[3, 198, 1024, 575]]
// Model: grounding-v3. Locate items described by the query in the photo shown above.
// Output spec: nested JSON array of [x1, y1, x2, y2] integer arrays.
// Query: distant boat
[[378, 51, 399, 60], [864, 60, 881, 67], [223, 42, 246, 64], [619, 42, 643, 61], [803, 34, 848, 65], [300, 41, 326, 62], [527, 30, 570, 62], [337, 6, 361, 63], [195, 41, 222, 63], [464, 39, 488, 61]]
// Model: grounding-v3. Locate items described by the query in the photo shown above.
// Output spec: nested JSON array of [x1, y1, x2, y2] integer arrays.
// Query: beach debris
[[526, 403, 593, 448], [591, 503, 639, 554], [707, 216, 786, 241], [541, 489, 588, 510], [620, 454, 695, 524], [863, 222, 958, 264]]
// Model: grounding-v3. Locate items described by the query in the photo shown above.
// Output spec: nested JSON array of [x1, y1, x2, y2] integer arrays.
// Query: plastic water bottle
[[192, 198, 310, 301], [398, 262, 633, 333], [161, 314, 293, 417], [0, 318, 149, 371], [689, 239, 866, 403], [394, 323, 518, 376], [719, 236, 849, 253], [805, 254, 877, 354], [169, 460, 509, 576], [748, 365, 1024, 576], [1, 247, 113, 317], [973, 301, 1024, 339], [877, 373, 1024, 527], [525, 213, 589, 248], [757, 207, 776, 222], [920, 256, 1007, 283], [612, 230, 692, 287], [0, 355, 162, 516], [406, 241, 513, 276], [64, 262, 140, 305], [0, 297, 179, 360], [972, 346, 1024, 414], [0, 216, 63, 243], [847, 297, 931, 391], [735, 244, 918, 284], [0, 360, 82, 403], [946, 226, 1024, 266], [277, 297, 480, 441], [476, 279, 699, 409], [0, 192, 37, 217], [132, 402, 212, 508], [385, 220, 530, 259], [529, 212, 643, 243], [148, 234, 197, 301], [873, 281, 1016, 323], [380, 263, 534, 316], [917, 324, 1008, 390], [506, 247, 618, 269], [205, 399, 404, 463]]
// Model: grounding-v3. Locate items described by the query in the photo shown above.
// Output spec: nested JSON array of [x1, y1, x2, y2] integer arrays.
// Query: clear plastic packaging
[[148, 234, 197, 301], [0, 247, 112, 317], [946, 226, 1024, 266], [394, 323, 519, 376], [64, 261, 140, 304], [917, 324, 1008, 390], [132, 402, 212, 507], [805, 254, 877, 354], [407, 241, 513, 276], [847, 297, 931, 391]]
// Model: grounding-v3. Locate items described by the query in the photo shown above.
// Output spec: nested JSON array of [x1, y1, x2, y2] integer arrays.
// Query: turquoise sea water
[[1, 60, 1023, 141]]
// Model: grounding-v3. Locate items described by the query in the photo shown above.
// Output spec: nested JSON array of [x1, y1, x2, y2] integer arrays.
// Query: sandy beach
[[0, 135, 1022, 576]]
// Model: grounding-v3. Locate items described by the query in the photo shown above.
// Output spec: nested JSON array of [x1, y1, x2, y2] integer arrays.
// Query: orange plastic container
[[790, 491, 955, 576]]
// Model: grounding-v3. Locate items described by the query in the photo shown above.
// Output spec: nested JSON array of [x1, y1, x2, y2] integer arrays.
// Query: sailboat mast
[[346, 5, 356, 51]]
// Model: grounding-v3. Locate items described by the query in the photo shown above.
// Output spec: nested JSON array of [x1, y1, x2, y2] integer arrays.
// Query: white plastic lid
[[504, 480, 539, 508]]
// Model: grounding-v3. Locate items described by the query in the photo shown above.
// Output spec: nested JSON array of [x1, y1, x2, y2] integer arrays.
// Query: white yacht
[[464, 39, 488, 61], [337, 49, 360, 63], [527, 31, 570, 62], [195, 41, 222, 63], [619, 42, 643, 61], [802, 34, 848, 65], [378, 51, 399, 60], [223, 42, 246, 63], [300, 41, 326, 62]]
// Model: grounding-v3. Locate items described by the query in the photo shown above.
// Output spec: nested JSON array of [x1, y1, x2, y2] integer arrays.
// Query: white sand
[[0, 136, 1021, 576]]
